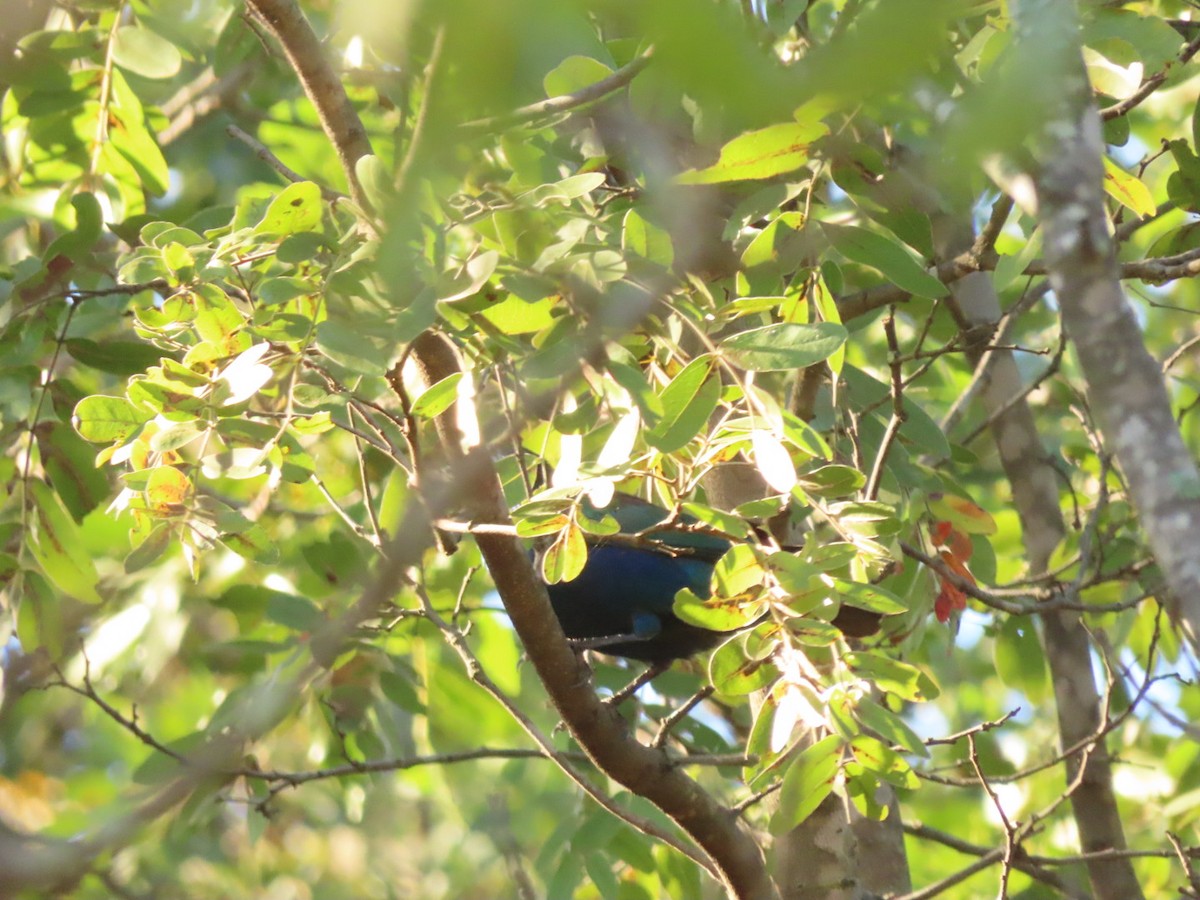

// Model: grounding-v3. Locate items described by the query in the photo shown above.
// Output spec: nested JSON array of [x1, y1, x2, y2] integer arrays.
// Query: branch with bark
[[1020, 0, 1200, 649]]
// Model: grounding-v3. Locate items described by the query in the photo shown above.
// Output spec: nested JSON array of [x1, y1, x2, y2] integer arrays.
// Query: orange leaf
[[930, 520, 953, 546], [947, 528, 973, 562], [928, 492, 996, 535], [939, 549, 975, 585]]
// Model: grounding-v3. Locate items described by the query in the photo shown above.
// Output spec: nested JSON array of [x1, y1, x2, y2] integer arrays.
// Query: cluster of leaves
[[1, 1, 1199, 898]]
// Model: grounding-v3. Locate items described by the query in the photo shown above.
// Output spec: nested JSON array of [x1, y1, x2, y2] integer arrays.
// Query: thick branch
[[1023, 0, 1200, 646], [410, 332, 778, 900], [242, 0, 374, 212]]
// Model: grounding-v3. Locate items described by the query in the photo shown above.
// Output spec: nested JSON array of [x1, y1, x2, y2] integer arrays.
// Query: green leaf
[[479, 295, 556, 335], [821, 223, 947, 299], [844, 366, 950, 459], [679, 502, 754, 540], [678, 121, 829, 184], [831, 579, 907, 615], [722, 322, 847, 371], [355, 154, 393, 212], [316, 320, 395, 374], [673, 587, 766, 632], [827, 500, 901, 537], [542, 521, 588, 583], [623, 209, 674, 268], [515, 513, 570, 538], [846, 651, 940, 702], [44, 192, 103, 263], [1102, 155, 1156, 217], [73, 394, 153, 444], [772, 734, 842, 832], [810, 274, 844, 376], [254, 182, 324, 236], [712, 543, 766, 597], [410, 373, 463, 419], [222, 523, 281, 565], [379, 669, 425, 714], [804, 542, 858, 572], [543, 55, 613, 97], [125, 524, 173, 573], [850, 735, 919, 789], [266, 591, 325, 632], [67, 338, 161, 376], [439, 250, 498, 302], [17, 570, 66, 658], [519, 174, 606, 207], [257, 276, 313, 305], [112, 25, 182, 79], [709, 632, 779, 696], [797, 464, 865, 498], [856, 697, 929, 758], [645, 356, 720, 452], [26, 480, 102, 603]]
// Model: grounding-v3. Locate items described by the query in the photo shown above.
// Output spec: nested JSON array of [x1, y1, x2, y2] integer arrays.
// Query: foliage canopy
[[2, 1, 1200, 898]]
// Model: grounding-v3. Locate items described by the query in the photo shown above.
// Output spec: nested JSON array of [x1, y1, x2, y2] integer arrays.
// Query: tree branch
[[242, 0, 374, 213], [460, 48, 655, 133], [409, 331, 779, 900], [1024, 0, 1200, 647]]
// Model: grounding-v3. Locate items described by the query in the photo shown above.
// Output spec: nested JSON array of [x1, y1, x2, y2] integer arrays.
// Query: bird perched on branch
[[541, 495, 734, 663], [540, 493, 884, 664]]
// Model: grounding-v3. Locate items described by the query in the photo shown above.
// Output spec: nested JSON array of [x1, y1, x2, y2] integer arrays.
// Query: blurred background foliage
[[0, 0, 1199, 897]]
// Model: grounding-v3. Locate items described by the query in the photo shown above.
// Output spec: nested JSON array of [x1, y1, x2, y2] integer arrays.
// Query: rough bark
[[1015, 0, 1200, 645]]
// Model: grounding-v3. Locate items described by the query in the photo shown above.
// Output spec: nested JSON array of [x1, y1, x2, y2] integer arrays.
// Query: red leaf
[[930, 520, 953, 546]]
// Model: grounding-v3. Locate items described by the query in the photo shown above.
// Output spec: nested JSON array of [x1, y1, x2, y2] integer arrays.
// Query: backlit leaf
[[772, 734, 842, 832], [678, 121, 829, 184]]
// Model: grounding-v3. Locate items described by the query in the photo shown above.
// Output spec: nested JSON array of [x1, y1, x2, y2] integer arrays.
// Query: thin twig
[[226, 124, 346, 201], [865, 311, 905, 500], [461, 48, 654, 133]]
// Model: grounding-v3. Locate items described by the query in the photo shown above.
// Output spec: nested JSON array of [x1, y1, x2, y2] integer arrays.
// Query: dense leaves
[[0, 2, 1198, 899]]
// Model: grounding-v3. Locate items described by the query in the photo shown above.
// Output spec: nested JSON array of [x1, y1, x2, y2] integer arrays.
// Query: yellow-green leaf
[[1103, 156, 1155, 217], [254, 182, 324, 236], [677, 121, 829, 185], [772, 734, 842, 832], [27, 480, 102, 603]]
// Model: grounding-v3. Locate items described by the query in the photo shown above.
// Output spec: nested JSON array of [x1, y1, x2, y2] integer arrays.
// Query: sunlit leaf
[[772, 734, 842, 832], [1103, 155, 1156, 217], [112, 25, 182, 79], [645, 356, 720, 452], [27, 480, 102, 603], [678, 121, 829, 184], [254, 182, 324, 236], [411, 372, 463, 419], [542, 521, 588, 583]]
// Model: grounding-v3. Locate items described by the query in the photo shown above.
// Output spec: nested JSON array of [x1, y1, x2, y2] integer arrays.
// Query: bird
[[540, 493, 884, 664], [541, 494, 735, 663]]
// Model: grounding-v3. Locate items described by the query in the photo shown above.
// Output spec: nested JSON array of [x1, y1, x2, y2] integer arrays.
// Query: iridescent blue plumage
[[542, 495, 733, 663]]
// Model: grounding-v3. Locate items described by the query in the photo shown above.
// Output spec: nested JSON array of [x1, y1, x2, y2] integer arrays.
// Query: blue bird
[[540, 495, 746, 664], [540, 494, 883, 663]]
